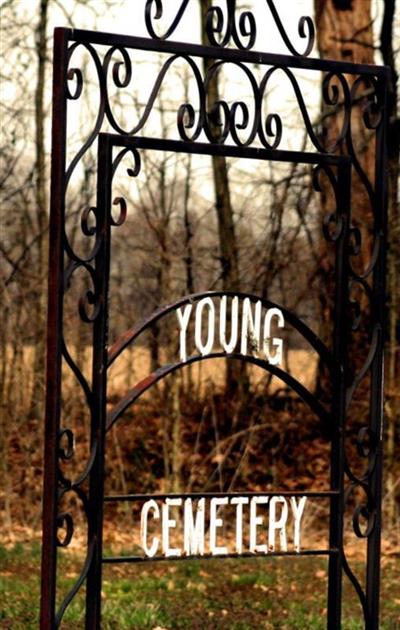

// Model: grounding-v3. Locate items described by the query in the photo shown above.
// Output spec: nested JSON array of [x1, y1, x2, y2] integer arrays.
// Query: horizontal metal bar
[[104, 491, 338, 502], [102, 549, 338, 564], [103, 133, 351, 166], [64, 28, 389, 77]]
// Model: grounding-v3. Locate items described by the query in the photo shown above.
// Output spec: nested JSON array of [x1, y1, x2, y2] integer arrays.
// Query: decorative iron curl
[[63, 221, 103, 265], [339, 481, 376, 623], [52, 482, 95, 625], [344, 75, 384, 281], [343, 429, 379, 487], [112, 147, 141, 179], [64, 42, 355, 158], [357, 75, 384, 131], [58, 435, 99, 493], [145, 0, 191, 40], [63, 203, 103, 267], [206, 1, 256, 50], [348, 276, 373, 327], [60, 261, 101, 436], [177, 61, 343, 150], [65, 42, 106, 187], [344, 482, 376, 539], [78, 276, 101, 324], [110, 147, 142, 227], [58, 429, 75, 461], [356, 426, 377, 460], [144, 0, 315, 57], [66, 67, 83, 100], [202, 60, 259, 146], [103, 46, 133, 135], [178, 102, 202, 141], [56, 485, 89, 546], [56, 512, 74, 548], [347, 277, 373, 333], [320, 72, 351, 153], [353, 501, 376, 539], [258, 66, 325, 152], [266, 0, 315, 57], [312, 164, 343, 242], [348, 296, 361, 332], [63, 42, 107, 273], [103, 52, 205, 138]]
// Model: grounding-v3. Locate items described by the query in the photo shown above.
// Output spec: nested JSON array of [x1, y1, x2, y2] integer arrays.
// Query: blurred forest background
[[0, 0, 399, 555]]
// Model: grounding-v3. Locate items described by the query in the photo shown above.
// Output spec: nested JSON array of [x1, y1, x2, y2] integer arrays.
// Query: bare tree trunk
[[200, 1, 247, 398], [314, 0, 375, 398], [199, 1, 239, 292], [183, 153, 195, 295], [29, 0, 49, 420]]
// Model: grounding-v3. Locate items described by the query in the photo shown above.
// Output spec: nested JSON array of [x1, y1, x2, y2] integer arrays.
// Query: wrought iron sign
[[41, 1, 389, 628]]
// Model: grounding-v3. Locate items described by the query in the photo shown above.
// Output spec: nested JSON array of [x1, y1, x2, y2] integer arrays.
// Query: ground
[[0, 543, 399, 629]]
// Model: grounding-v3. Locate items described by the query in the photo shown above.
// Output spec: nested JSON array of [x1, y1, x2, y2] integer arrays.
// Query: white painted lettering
[[176, 304, 192, 362], [249, 496, 269, 553], [177, 295, 285, 366], [241, 298, 262, 355], [220, 296, 239, 353], [140, 499, 160, 558], [139, 493, 306, 557], [231, 496, 249, 554], [268, 496, 288, 552], [195, 298, 215, 356], [264, 308, 285, 365], [291, 496, 307, 552], [209, 497, 228, 556], [162, 498, 182, 557], [183, 498, 205, 556]]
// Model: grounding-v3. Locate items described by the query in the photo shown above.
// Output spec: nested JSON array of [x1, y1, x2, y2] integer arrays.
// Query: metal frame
[[40, 3, 389, 628]]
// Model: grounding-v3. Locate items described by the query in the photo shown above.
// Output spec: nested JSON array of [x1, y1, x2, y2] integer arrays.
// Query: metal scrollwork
[[145, 0, 191, 40], [58, 429, 75, 461], [312, 164, 344, 243], [144, 0, 315, 57], [266, 0, 315, 57], [56, 512, 74, 548], [41, 4, 388, 627], [206, 1, 256, 50]]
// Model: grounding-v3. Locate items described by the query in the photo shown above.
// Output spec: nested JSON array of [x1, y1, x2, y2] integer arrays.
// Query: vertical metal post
[[85, 134, 112, 629], [366, 72, 390, 630], [40, 28, 68, 630], [327, 160, 351, 630]]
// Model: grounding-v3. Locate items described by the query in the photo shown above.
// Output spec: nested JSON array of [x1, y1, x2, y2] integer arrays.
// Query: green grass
[[0, 544, 399, 629]]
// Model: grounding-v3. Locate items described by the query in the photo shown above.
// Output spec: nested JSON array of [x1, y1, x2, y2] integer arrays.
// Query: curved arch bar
[[106, 352, 332, 433], [54, 539, 95, 628], [61, 339, 93, 409], [341, 544, 369, 624], [345, 324, 380, 411], [108, 291, 337, 371]]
